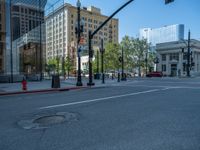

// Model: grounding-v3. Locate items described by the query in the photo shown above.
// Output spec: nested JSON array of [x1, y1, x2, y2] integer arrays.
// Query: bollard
[[22, 78, 27, 91], [118, 73, 120, 82]]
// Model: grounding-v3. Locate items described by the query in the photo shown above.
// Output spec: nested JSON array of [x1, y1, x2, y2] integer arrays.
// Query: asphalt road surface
[[1, 78, 200, 150]]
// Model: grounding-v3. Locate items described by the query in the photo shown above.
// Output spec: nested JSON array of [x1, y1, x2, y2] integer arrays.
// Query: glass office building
[[3, 0, 47, 78], [139, 24, 184, 46]]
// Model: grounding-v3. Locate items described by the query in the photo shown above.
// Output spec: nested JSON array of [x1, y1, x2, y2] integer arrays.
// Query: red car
[[146, 72, 163, 77]]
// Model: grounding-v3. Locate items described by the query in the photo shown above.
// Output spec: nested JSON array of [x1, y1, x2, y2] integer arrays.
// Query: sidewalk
[[0, 78, 124, 96]]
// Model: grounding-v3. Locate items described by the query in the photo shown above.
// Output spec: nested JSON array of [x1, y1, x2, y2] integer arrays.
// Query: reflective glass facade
[[139, 24, 184, 46], [3, 0, 47, 78]]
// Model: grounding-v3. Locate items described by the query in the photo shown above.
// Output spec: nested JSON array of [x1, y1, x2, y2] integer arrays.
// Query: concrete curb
[[0, 86, 88, 96]]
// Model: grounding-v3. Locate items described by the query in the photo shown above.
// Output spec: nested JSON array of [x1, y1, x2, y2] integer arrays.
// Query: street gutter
[[0, 86, 88, 96]]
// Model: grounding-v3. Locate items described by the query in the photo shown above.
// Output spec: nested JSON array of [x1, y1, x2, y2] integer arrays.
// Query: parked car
[[146, 71, 163, 77]]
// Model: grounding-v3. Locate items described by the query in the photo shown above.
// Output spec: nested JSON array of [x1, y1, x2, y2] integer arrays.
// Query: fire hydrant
[[22, 78, 27, 91]]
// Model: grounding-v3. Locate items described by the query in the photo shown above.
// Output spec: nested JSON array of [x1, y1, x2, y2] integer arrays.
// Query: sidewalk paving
[[0, 78, 125, 96]]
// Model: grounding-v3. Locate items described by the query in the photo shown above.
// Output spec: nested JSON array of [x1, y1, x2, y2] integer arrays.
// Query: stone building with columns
[[156, 39, 200, 77]]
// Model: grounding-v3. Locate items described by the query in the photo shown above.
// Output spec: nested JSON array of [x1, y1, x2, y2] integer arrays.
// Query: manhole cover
[[18, 112, 79, 130], [33, 115, 65, 126]]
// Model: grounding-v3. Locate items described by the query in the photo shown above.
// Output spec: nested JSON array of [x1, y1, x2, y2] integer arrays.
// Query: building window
[[183, 63, 186, 72], [162, 54, 166, 61], [88, 24, 92, 28], [0, 46, 3, 55], [170, 53, 179, 61], [162, 64, 166, 72], [0, 58, 2, 69], [13, 6, 19, 12], [183, 52, 187, 60], [88, 18, 92, 23]]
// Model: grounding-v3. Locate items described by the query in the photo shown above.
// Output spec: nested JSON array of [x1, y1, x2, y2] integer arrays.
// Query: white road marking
[[39, 88, 171, 110], [118, 84, 200, 89], [143, 81, 200, 85], [118, 84, 173, 88]]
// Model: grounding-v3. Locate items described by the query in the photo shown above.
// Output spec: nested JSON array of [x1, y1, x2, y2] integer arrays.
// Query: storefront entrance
[[171, 64, 177, 77]]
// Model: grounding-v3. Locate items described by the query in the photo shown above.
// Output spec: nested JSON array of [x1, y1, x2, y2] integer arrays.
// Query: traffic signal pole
[[87, 0, 134, 86]]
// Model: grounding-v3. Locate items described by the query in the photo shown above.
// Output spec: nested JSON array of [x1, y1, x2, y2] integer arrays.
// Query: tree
[[104, 43, 121, 73], [147, 49, 156, 72], [120, 36, 136, 72], [45, 58, 57, 76], [64, 56, 73, 79], [120, 36, 155, 76], [132, 38, 148, 76]]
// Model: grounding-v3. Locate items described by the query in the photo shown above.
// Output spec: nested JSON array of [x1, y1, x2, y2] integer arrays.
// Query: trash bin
[[51, 75, 60, 88]]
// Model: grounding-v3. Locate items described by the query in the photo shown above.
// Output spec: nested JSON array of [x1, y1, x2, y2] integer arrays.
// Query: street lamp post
[[121, 47, 126, 81], [100, 39, 105, 84], [87, 0, 134, 86], [10, 0, 13, 83], [62, 0, 65, 78], [96, 49, 100, 79], [187, 30, 191, 77], [76, 0, 83, 86], [39, 0, 43, 81], [180, 30, 191, 77], [154, 57, 159, 72], [144, 29, 149, 76], [145, 51, 148, 75]]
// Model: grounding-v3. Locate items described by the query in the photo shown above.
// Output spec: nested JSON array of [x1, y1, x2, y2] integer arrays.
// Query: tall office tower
[[0, 0, 6, 74], [11, 0, 47, 40], [139, 24, 184, 47], [45, 4, 119, 71]]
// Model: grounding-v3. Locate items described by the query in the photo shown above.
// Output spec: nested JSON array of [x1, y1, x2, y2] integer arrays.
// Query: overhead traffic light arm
[[165, 0, 174, 4]]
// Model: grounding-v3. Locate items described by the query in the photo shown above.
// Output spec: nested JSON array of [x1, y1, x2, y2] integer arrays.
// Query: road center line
[[39, 89, 166, 110]]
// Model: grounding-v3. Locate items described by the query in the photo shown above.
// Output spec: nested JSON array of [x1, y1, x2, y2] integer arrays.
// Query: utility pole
[[187, 30, 191, 77], [87, 0, 134, 86]]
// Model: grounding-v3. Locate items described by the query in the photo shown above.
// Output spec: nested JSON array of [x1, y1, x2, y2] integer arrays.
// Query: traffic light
[[165, 0, 174, 4], [119, 56, 122, 62]]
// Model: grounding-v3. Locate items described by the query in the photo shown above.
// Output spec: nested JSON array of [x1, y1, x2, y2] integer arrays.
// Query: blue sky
[[46, 0, 200, 41]]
